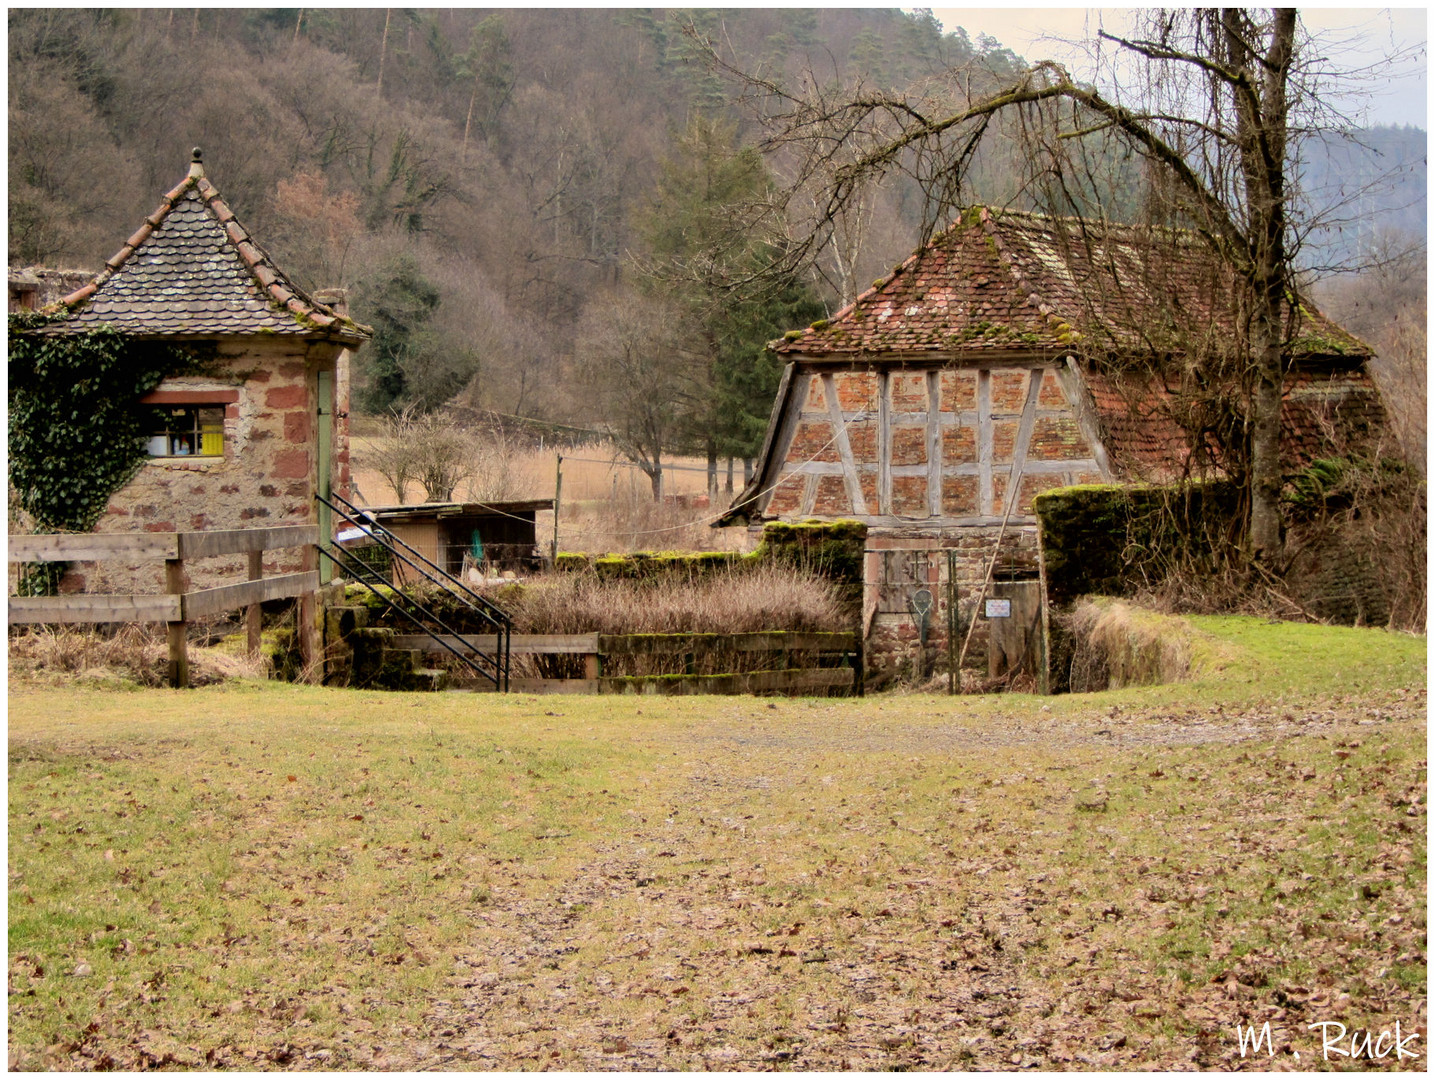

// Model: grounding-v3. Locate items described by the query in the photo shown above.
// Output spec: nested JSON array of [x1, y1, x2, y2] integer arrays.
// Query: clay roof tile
[[773, 207, 1368, 364]]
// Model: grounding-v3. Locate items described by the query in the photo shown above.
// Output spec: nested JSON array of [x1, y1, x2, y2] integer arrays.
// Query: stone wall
[[861, 525, 1041, 686], [8, 267, 94, 312], [59, 336, 351, 596], [1033, 480, 1242, 608]]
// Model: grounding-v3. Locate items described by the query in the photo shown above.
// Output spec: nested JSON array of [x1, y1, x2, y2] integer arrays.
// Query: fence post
[[247, 549, 263, 657], [165, 556, 188, 689]]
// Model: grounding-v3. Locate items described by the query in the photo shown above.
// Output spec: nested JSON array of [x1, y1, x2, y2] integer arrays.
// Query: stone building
[[8, 267, 93, 313], [22, 149, 370, 594], [718, 207, 1387, 682]]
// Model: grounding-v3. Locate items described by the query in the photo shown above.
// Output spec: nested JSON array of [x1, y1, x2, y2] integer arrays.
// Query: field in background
[[348, 435, 754, 555], [8, 620, 1425, 1070]]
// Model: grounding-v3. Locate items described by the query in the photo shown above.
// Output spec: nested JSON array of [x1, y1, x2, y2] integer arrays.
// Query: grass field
[[8, 618, 1426, 1070]]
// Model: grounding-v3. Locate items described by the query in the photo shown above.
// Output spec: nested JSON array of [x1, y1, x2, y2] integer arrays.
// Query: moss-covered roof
[[773, 207, 1369, 362]]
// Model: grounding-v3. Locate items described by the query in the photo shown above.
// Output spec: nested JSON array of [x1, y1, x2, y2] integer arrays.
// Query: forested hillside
[[9, 7, 1424, 469]]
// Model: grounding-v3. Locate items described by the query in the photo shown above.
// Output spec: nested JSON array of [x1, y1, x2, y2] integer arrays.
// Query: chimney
[[314, 288, 348, 318]]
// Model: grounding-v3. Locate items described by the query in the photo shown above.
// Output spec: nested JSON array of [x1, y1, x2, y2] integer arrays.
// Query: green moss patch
[[1035, 481, 1241, 607]]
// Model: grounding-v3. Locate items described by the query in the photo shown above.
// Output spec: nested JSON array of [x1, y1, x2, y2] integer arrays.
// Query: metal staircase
[[315, 491, 511, 691]]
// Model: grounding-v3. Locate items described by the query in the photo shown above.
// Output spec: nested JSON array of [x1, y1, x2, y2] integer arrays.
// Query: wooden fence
[[8, 526, 318, 688], [390, 630, 863, 696]]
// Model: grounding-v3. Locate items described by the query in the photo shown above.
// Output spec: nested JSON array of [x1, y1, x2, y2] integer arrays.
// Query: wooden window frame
[[139, 390, 239, 459]]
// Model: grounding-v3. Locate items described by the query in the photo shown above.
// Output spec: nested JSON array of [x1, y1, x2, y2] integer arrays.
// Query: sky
[[928, 6, 1428, 128]]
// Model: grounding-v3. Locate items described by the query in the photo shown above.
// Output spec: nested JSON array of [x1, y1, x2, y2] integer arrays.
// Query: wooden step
[[448, 676, 598, 694]]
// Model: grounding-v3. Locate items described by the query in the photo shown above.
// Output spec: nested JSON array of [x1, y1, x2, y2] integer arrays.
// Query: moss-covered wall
[[1034, 480, 1242, 607], [557, 519, 867, 597], [555, 550, 744, 579], [751, 519, 866, 595]]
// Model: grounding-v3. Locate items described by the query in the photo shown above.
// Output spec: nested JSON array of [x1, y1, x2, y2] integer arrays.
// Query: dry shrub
[[363, 407, 534, 505], [447, 563, 850, 680], [1282, 460, 1426, 633], [1065, 599, 1198, 692], [8, 624, 269, 688], [494, 562, 848, 637], [1133, 562, 1309, 622]]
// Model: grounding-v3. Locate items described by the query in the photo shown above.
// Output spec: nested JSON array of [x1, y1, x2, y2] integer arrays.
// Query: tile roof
[[1083, 365, 1388, 478], [39, 150, 369, 343], [773, 206, 1369, 362]]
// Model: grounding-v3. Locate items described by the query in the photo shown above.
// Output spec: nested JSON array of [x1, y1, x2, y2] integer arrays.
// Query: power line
[[559, 455, 733, 476]]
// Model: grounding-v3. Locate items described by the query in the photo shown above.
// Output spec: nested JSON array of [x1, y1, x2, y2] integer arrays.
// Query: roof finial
[[189, 147, 204, 179]]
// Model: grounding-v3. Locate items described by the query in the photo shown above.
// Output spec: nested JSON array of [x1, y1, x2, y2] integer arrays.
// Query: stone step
[[382, 647, 422, 669], [411, 667, 450, 692], [324, 605, 372, 638]]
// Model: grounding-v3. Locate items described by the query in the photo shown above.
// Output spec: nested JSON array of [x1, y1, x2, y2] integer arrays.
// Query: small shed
[[16, 149, 370, 594], [719, 207, 1387, 681], [351, 499, 554, 583]]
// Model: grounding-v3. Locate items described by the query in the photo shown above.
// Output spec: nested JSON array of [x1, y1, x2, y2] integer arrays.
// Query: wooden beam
[[745, 667, 854, 693], [507, 677, 599, 695], [741, 362, 796, 517], [977, 369, 993, 515], [823, 372, 868, 515], [8, 594, 180, 624], [999, 371, 1044, 515], [8, 533, 179, 562], [926, 370, 942, 517], [878, 369, 892, 515], [138, 389, 239, 404], [1060, 356, 1116, 480], [391, 633, 600, 655], [298, 545, 319, 683], [599, 667, 854, 696], [597, 631, 857, 656], [799, 471, 818, 516], [183, 571, 319, 620], [177, 525, 317, 559]]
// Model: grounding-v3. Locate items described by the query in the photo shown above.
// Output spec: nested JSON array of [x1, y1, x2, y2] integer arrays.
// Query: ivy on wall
[[8, 314, 203, 533]]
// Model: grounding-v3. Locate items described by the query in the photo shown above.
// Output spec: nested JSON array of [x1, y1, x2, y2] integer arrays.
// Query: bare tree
[[577, 289, 700, 499], [1318, 231, 1427, 467], [367, 404, 478, 503], [697, 8, 1392, 560], [367, 404, 422, 503]]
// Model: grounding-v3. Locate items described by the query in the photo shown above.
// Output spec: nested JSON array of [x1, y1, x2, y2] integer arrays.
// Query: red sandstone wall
[[65, 338, 348, 595], [860, 527, 1042, 686]]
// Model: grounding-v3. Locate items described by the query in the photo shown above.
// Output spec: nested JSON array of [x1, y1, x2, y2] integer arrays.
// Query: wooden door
[[987, 579, 1042, 679]]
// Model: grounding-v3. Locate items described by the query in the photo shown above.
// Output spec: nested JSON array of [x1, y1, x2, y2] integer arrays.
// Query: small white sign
[[985, 598, 1011, 618]]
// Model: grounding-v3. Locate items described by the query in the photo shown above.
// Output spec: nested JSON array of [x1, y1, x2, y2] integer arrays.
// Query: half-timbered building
[[719, 207, 1387, 681]]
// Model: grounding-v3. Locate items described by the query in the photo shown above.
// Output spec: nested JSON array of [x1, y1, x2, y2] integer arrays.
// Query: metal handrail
[[322, 544, 504, 689], [318, 492, 511, 691], [323, 490, 511, 626]]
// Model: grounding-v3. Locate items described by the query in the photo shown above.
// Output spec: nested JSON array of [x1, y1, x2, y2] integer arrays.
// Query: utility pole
[[550, 453, 563, 564]]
